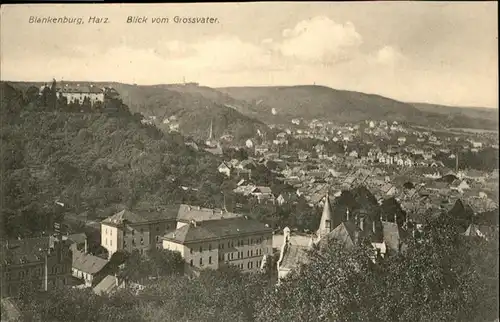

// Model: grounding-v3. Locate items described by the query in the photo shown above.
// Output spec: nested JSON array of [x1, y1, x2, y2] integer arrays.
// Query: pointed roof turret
[[316, 191, 333, 239]]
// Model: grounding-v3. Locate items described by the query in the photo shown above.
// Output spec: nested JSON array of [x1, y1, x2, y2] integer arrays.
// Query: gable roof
[[381, 222, 407, 253], [321, 221, 359, 250], [177, 204, 242, 223], [93, 275, 120, 296], [102, 208, 177, 226], [279, 244, 311, 271], [72, 250, 109, 274], [163, 217, 272, 244]]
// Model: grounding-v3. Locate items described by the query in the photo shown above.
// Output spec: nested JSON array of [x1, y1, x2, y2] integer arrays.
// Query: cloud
[[277, 16, 363, 65], [374, 46, 406, 65]]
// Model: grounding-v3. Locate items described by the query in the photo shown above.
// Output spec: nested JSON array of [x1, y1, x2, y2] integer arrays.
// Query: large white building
[[162, 205, 273, 274], [57, 84, 105, 105]]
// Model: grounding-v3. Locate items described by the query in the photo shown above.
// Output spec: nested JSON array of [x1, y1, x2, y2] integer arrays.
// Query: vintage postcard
[[0, 2, 498, 322]]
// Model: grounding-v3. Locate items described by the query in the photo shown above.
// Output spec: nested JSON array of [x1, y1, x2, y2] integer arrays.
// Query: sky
[[1, 2, 498, 108]]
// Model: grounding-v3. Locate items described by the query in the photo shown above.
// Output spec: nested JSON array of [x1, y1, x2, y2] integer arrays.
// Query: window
[[250, 250, 253, 257], [110, 240, 112, 247], [19, 271, 25, 279], [237, 252, 240, 259], [208, 244, 212, 251], [190, 248, 193, 254], [250, 238, 253, 245], [247, 262, 250, 269], [247, 250, 250, 257], [209, 256, 212, 264], [241, 240, 245, 246], [199, 246, 203, 252], [325, 220, 331, 229], [190, 260, 193, 267], [250, 262, 253, 269], [105, 228, 107, 234], [221, 243, 224, 249], [200, 257, 203, 266], [140, 237, 144, 245], [230, 253, 234, 260]]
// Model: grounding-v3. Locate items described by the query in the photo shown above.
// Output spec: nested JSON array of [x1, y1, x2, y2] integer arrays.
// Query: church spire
[[317, 191, 333, 239]]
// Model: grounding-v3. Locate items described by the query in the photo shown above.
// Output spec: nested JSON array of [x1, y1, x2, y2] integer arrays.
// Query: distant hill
[[217, 85, 498, 130], [6, 81, 270, 143], [411, 102, 498, 130], [6, 81, 497, 131], [217, 85, 425, 123]]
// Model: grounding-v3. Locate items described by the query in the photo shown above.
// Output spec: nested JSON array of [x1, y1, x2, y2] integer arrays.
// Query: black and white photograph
[[0, 2, 498, 321]]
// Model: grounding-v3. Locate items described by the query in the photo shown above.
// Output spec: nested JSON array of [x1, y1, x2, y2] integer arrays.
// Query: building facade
[[162, 210, 273, 274], [101, 209, 178, 259], [0, 236, 72, 298], [56, 85, 105, 105]]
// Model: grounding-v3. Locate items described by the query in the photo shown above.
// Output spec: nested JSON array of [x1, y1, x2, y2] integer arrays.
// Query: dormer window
[[325, 220, 331, 229]]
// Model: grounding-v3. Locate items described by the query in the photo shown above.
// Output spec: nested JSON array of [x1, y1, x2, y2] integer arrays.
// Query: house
[[251, 186, 275, 203], [460, 169, 487, 183], [348, 150, 359, 158], [162, 216, 273, 274], [451, 179, 471, 193], [93, 274, 125, 296], [218, 162, 231, 178], [56, 84, 105, 106], [71, 250, 110, 287], [397, 137, 406, 144], [100, 208, 178, 259], [471, 141, 483, 149], [0, 236, 73, 298]]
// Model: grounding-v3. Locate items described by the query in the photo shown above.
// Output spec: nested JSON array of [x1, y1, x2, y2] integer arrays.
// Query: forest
[[1, 82, 225, 239]]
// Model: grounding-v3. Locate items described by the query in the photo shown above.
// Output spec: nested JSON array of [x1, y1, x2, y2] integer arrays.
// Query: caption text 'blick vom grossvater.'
[[28, 16, 219, 25]]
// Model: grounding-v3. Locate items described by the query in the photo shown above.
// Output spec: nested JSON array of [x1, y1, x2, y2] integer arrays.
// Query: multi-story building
[[100, 209, 177, 259], [0, 236, 72, 297], [162, 206, 273, 274], [56, 84, 105, 105]]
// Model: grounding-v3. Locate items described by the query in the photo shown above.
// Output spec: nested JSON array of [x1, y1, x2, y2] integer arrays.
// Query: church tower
[[316, 192, 333, 239]]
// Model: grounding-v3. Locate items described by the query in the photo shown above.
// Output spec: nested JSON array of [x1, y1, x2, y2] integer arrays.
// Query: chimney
[[115, 274, 119, 287], [359, 216, 365, 231], [394, 213, 398, 225], [84, 238, 88, 254], [346, 208, 350, 222], [372, 220, 376, 234]]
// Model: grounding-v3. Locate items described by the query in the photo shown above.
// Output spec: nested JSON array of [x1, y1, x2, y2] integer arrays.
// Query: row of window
[[4, 265, 66, 280], [123, 237, 145, 248], [189, 238, 269, 254], [236, 260, 262, 270], [217, 249, 264, 262], [190, 256, 213, 267]]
